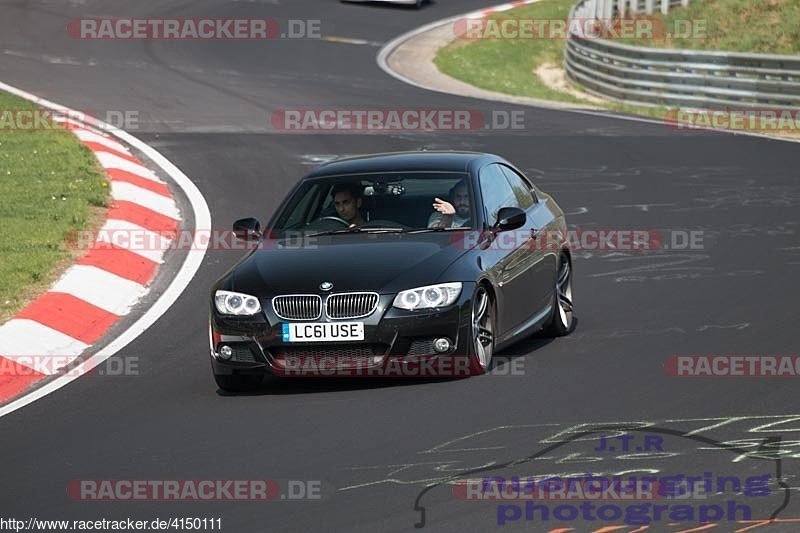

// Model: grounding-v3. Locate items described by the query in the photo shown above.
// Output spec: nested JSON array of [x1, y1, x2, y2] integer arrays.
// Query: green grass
[[434, 0, 799, 126], [0, 91, 108, 323], [620, 0, 800, 55], [434, 0, 666, 116], [435, 0, 590, 104]]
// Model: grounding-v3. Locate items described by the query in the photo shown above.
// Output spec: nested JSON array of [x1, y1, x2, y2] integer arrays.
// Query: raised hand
[[432, 197, 455, 215]]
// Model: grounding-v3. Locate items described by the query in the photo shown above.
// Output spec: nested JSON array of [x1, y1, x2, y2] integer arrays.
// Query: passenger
[[428, 180, 471, 228]]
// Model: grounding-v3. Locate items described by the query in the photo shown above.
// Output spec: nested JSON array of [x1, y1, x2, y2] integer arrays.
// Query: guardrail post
[[618, 0, 626, 17], [681, 0, 690, 5], [644, 0, 654, 14], [605, 0, 614, 19], [629, 0, 638, 15], [661, 0, 669, 14]]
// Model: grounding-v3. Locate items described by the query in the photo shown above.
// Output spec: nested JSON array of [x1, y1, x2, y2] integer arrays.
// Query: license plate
[[282, 322, 365, 343]]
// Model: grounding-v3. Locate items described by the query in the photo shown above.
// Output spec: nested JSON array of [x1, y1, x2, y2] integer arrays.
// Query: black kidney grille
[[326, 292, 379, 319], [272, 295, 322, 320]]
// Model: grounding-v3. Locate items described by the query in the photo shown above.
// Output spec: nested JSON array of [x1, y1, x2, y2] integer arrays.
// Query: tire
[[468, 285, 495, 375], [214, 373, 263, 392], [544, 253, 575, 336]]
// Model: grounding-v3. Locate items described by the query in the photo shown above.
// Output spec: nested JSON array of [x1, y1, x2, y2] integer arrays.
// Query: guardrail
[[589, 0, 691, 17], [564, 0, 800, 110]]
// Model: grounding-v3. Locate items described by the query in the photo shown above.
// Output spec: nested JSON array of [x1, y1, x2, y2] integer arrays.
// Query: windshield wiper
[[403, 227, 469, 234], [307, 227, 406, 237]]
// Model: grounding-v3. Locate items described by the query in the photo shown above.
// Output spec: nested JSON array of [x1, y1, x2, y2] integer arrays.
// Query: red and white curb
[[464, 0, 538, 19], [0, 81, 211, 417], [0, 118, 180, 402]]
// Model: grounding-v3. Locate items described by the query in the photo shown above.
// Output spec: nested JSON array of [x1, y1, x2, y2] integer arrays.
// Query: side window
[[479, 164, 519, 226], [499, 165, 536, 209]]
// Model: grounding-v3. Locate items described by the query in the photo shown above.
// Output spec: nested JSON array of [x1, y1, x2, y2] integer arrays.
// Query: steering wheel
[[316, 216, 351, 226]]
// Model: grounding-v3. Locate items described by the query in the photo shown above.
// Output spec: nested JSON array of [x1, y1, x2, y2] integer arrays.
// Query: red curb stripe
[[80, 141, 138, 163], [57, 120, 104, 134], [16, 293, 120, 345], [0, 116, 182, 407], [0, 359, 46, 403], [108, 200, 180, 234], [77, 244, 159, 285], [107, 168, 171, 197]]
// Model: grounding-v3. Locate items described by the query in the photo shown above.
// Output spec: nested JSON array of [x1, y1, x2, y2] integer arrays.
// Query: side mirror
[[494, 207, 526, 232], [233, 217, 262, 241]]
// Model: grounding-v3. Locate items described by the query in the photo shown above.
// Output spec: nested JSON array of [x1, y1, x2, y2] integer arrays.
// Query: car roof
[[306, 151, 498, 178]]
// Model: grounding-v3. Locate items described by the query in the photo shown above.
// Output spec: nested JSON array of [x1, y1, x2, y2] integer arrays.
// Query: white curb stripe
[[0, 320, 88, 374], [466, 0, 537, 18], [111, 181, 181, 220], [0, 79, 210, 419], [50, 266, 147, 316], [98, 219, 171, 263], [96, 151, 161, 181], [51, 116, 105, 134], [73, 129, 129, 154]]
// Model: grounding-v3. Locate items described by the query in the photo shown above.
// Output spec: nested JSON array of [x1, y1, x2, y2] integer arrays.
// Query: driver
[[331, 183, 366, 228], [428, 179, 470, 229]]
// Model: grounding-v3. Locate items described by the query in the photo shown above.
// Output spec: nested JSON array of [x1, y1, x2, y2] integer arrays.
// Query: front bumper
[[209, 284, 475, 378]]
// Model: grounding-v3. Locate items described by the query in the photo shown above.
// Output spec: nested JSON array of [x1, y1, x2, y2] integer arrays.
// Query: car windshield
[[270, 172, 475, 235]]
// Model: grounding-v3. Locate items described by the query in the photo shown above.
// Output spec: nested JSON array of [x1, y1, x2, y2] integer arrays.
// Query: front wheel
[[543, 254, 575, 336], [468, 285, 495, 375], [214, 373, 263, 392]]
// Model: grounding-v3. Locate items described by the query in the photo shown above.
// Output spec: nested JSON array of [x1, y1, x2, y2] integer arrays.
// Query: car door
[[477, 163, 534, 336], [499, 164, 556, 318]]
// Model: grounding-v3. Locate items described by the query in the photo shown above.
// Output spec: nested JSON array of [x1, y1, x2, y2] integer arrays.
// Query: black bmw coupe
[[209, 151, 574, 391]]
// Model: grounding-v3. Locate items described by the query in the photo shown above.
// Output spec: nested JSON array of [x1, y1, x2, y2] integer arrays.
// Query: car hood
[[229, 233, 471, 295]]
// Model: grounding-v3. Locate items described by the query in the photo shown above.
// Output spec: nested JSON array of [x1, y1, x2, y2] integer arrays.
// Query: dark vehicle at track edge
[[209, 151, 575, 391]]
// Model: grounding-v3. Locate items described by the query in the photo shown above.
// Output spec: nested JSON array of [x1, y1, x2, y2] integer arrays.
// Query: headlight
[[393, 282, 462, 310], [214, 290, 262, 315]]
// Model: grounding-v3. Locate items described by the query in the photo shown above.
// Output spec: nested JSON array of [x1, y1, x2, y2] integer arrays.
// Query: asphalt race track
[[1, 1, 800, 531]]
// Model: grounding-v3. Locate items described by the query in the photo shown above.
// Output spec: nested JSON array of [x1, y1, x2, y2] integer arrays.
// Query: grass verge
[[0, 91, 108, 323], [433, 0, 799, 129], [620, 0, 800, 55], [434, 0, 667, 118], [435, 0, 587, 104]]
